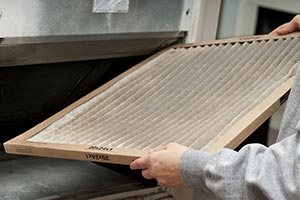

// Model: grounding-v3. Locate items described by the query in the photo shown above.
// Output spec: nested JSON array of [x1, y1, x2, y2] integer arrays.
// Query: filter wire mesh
[[28, 37, 300, 150]]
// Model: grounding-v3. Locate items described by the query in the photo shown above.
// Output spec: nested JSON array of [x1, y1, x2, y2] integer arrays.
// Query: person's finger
[[269, 23, 288, 35], [149, 145, 167, 154], [270, 15, 300, 36], [141, 169, 154, 179], [287, 15, 300, 33], [276, 22, 298, 35], [269, 30, 279, 36], [130, 155, 150, 170], [167, 142, 180, 148], [269, 24, 285, 35]]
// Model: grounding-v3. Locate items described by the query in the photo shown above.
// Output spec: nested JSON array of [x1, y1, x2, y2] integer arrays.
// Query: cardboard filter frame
[[4, 34, 300, 165]]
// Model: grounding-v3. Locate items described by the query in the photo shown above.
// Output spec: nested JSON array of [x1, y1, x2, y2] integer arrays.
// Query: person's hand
[[130, 143, 188, 189], [269, 15, 300, 36]]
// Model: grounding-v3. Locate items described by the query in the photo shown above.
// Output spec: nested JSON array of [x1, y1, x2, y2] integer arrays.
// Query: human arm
[[181, 67, 300, 198], [130, 63, 300, 198], [181, 132, 300, 199], [131, 132, 300, 199]]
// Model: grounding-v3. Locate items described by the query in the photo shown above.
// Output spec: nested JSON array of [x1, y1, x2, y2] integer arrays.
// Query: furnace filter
[[5, 35, 300, 164]]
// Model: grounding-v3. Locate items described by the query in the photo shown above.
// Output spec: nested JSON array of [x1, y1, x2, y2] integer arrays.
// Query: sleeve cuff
[[180, 148, 213, 189]]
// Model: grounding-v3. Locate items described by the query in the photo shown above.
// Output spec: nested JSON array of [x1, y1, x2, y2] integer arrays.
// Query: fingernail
[[130, 163, 135, 169]]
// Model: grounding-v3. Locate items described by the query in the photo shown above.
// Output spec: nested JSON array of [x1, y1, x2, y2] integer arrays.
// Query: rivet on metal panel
[[186, 8, 190, 15]]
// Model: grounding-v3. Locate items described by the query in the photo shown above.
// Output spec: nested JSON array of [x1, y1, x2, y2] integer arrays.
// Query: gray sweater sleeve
[[179, 65, 300, 199], [180, 134, 300, 199]]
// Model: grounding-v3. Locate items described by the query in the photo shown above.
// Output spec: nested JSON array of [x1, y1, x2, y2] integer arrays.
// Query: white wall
[[218, 0, 300, 39], [182, 0, 221, 43]]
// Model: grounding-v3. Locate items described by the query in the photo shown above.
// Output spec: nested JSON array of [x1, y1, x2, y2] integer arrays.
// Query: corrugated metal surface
[[27, 37, 300, 151], [0, 0, 184, 37]]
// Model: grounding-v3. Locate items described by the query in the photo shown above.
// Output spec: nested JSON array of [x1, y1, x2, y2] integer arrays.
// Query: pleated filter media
[[5, 35, 300, 164]]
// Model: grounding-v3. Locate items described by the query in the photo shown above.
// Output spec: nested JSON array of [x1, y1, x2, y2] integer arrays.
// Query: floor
[[0, 156, 158, 200]]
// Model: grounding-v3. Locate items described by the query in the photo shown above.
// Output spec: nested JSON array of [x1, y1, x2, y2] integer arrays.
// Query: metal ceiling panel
[[4, 34, 300, 165]]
